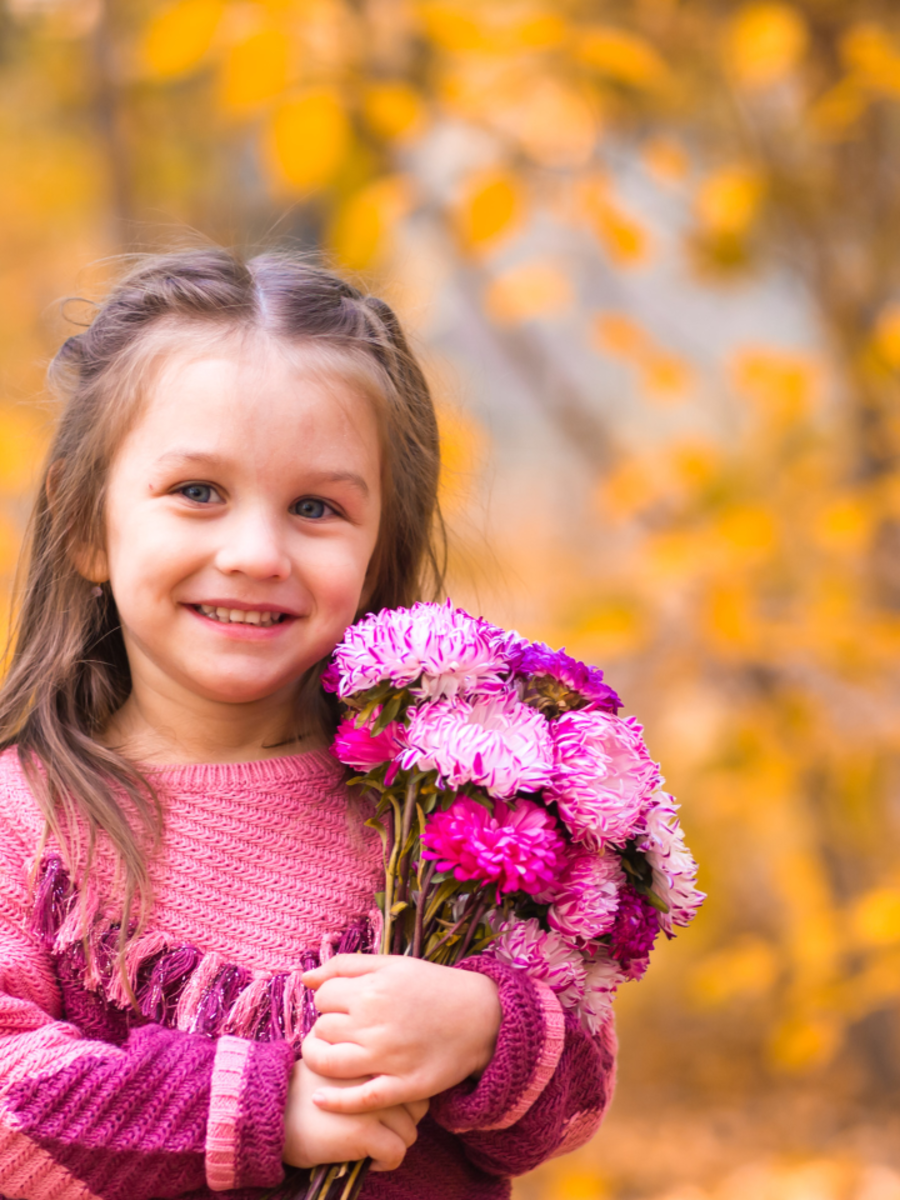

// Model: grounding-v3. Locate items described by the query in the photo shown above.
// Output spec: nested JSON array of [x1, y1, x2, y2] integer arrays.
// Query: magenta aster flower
[[607, 886, 659, 979], [577, 950, 626, 1033], [421, 797, 567, 897], [548, 710, 660, 849], [489, 917, 586, 1008], [509, 641, 621, 714], [634, 793, 705, 935], [325, 600, 508, 701], [400, 691, 553, 799], [547, 849, 625, 944], [331, 717, 406, 783]]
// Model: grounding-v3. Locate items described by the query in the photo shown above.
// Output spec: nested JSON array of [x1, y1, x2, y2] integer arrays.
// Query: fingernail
[[312, 1090, 326, 1105]]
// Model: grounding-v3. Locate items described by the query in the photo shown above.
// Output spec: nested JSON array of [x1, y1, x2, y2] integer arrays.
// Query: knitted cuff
[[429, 958, 565, 1135], [206, 1036, 294, 1191]]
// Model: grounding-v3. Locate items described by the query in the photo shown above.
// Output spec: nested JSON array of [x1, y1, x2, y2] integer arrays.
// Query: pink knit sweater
[[0, 745, 616, 1200]]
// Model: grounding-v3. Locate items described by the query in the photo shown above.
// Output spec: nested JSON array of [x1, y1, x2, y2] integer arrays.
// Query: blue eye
[[179, 484, 219, 504], [292, 498, 330, 519]]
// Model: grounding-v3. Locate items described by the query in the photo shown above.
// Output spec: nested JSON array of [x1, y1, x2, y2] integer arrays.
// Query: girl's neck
[[99, 685, 327, 766]]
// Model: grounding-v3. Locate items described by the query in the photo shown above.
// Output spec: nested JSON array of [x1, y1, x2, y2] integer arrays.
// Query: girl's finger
[[311, 977, 361, 1015], [312, 1074, 406, 1114], [310, 1012, 357, 1044], [301, 1037, 373, 1080], [376, 1101, 420, 1149], [303, 954, 391, 988], [404, 1097, 429, 1125]]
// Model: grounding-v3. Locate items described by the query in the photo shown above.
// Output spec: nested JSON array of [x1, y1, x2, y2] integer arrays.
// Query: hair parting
[[0, 248, 446, 976]]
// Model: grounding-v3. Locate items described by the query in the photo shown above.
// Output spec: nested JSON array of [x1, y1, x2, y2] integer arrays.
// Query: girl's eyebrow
[[154, 450, 370, 496]]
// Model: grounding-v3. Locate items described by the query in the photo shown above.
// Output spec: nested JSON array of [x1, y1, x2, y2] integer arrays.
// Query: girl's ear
[[47, 461, 110, 584]]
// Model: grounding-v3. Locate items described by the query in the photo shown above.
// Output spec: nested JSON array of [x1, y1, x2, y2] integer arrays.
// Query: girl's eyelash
[[176, 483, 223, 504], [291, 497, 338, 519]]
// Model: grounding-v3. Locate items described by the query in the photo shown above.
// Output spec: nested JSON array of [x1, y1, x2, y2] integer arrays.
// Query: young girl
[[0, 249, 616, 1200]]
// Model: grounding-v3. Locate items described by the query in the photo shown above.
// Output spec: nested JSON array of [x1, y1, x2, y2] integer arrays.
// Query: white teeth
[[197, 605, 283, 625]]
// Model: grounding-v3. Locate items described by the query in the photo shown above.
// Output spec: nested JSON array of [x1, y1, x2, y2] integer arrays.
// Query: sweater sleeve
[[428, 956, 617, 1177], [0, 827, 294, 1200]]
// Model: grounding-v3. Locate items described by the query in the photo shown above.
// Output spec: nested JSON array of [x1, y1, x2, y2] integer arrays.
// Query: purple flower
[[548, 710, 661, 849], [547, 849, 625, 944], [332, 717, 406, 784], [489, 917, 586, 1008], [326, 600, 509, 701], [400, 691, 554, 799], [421, 797, 567, 897], [634, 793, 705, 935], [577, 950, 626, 1033], [607, 886, 660, 980], [510, 641, 621, 715]]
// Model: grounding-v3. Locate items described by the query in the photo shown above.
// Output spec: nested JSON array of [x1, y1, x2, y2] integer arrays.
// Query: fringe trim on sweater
[[31, 854, 377, 1047]]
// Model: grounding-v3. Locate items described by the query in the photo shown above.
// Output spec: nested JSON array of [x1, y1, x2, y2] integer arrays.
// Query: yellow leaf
[[363, 82, 424, 141], [768, 1014, 841, 1071], [724, 3, 808, 90], [577, 25, 668, 89], [715, 505, 777, 556], [142, 0, 224, 79], [421, 3, 484, 52], [484, 259, 572, 324], [695, 166, 765, 237], [266, 89, 350, 191], [852, 887, 900, 947], [220, 28, 289, 115], [813, 496, 871, 553], [690, 936, 779, 1006], [873, 303, 900, 368], [512, 77, 597, 169], [329, 176, 412, 270], [576, 598, 647, 657], [456, 170, 523, 249], [808, 77, 869, 139], [437, 404, 487, 513], [0, 514, 20, 577], [641, 352, 693, 401], [642, 136, 689, 185], [592, 312, 647, 359], [730, 347, 820, 425], [513, 12, 566, 51], [841, 23, 900, 99], [0, 408, 47, 495], [707, 583, 757, 649], [581, 181, 651, 266]]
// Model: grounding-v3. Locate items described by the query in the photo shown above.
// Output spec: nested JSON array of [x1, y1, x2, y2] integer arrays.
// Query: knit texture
[[0, 746, 617, 1199]]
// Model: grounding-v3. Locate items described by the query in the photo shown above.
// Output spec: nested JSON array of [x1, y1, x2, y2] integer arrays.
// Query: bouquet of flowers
[[299, 600, 704, 1200]]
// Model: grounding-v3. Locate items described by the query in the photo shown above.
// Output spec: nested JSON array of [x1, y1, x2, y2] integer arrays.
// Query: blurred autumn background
[[1, 0, 900, 1195]]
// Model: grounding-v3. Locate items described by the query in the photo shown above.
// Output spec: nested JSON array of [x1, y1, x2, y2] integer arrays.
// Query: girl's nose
[[214, 510, 292, 581]]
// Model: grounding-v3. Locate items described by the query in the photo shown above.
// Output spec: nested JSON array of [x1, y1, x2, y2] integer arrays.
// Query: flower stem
[[455, 894, 489, 962], [412, 860, 436, 958]]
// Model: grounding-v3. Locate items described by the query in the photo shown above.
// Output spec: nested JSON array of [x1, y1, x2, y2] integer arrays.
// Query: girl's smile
[[92, 340, 383, 760]]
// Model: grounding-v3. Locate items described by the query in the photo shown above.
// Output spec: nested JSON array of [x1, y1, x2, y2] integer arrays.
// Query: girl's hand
[[282, 1059, 428, 1172], [301, 955, 502, 1114]]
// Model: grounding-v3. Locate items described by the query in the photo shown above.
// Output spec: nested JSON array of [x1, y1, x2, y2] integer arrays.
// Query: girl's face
[[98, 340, 382, 717]]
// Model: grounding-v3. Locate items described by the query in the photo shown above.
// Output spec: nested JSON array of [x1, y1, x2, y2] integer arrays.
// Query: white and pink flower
[[634, 793, 705, 935], [548, 710, 660, 849], [489, 917, 586, 1008], [400, 691, 554, 799], [547, 849, 624, 944], [577, 949, 627, 1034], [325, 600, 509, 701]]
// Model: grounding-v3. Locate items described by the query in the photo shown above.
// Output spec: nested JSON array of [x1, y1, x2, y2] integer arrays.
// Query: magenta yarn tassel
[[31, 856, 73, 948], [191, 963, 251, 1036], [137, 945, 202, 1024]]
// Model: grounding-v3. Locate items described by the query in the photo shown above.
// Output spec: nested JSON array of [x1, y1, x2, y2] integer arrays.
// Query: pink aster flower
[[489, 917, 586, 1008], [548, 710, 661, 849], [325, 600, 509, 701], [421, 797, 567, 898], [332, 717, 406, 785], [634, 793, 705, 935], [547, 849, 625, 944], [607, 885, 659, 979], [577, 949, 626, 1034], [400, 691, 553, 799]]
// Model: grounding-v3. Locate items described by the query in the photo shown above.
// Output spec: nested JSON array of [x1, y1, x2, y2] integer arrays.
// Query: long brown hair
[[0, 247, 446, 937]]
